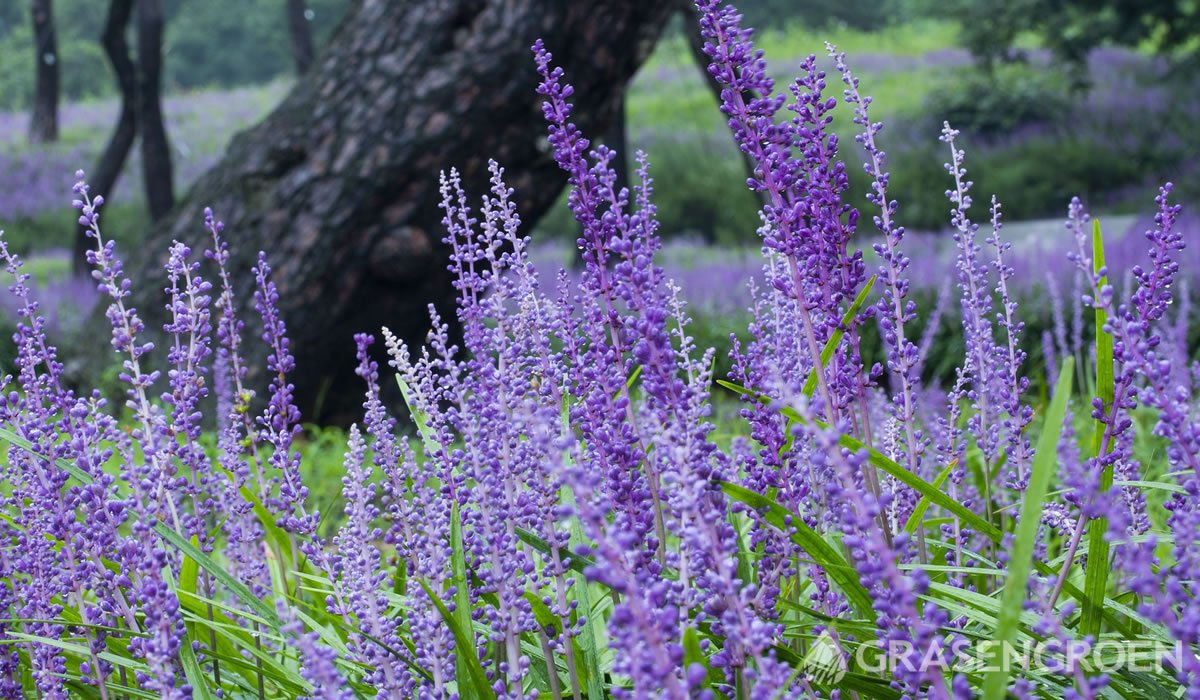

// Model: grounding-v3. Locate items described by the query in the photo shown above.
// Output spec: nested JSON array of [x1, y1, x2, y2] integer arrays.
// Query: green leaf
[[982, 357, 1074, 700], [559, 484, 606, 700], [719, 481, 874, 618], [4, 632, 148, 674], [622, 365, 643, 398], [717, 379, 1002, 542], [416, 578, 492, 699], [525, 592, 589, 691], [514, 527, 597, 578], [682, 626, 717, 689], [154, 522, 282, 628], [1083, 218, 1116, 638], [839, 433, 1003, 544], [396, 374, 442, 454], [903, 460, 955, 534], [803, 275, 877, 398], [164, 569, 218, 700], [715, 377, 1132, 636], [449, 503, 478, 694], [180, 536, 200, 597]]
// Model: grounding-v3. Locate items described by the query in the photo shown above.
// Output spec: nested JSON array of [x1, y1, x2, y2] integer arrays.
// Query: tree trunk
[[76, 0, 137, 274], [28, 0, 58, 143], [110, 0, 674, 424], [286, 0, 316, 73], [602, 94, 630, 201], [136, 0, 174, 222]]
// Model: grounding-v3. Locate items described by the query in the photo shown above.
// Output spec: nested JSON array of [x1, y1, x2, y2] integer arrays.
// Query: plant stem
[[202, 571, 222, 687], [538, 630, 563, 700]]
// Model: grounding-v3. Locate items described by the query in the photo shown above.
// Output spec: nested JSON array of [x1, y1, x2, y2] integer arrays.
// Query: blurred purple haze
[[0, 82, 287, 221]]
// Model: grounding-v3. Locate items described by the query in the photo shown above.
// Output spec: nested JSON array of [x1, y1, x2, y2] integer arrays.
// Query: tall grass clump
[[0, 0, 1195, 697]]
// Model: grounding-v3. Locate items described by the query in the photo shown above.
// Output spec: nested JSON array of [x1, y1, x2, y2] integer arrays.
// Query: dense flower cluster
[[0, 0, 1194, 698]]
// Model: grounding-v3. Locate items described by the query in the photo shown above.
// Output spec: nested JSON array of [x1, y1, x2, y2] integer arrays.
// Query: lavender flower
[[253, 252, 316, 536], [288, 624, 356, 700], [325, 425, 412, 697]]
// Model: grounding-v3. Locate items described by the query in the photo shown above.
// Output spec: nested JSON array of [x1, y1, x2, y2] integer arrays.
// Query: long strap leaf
[[982, 357, 1074, 700], [903, 460, 955, 534], [715, 377, 1133, 637], [448, 502, 481, 695], [802, 275, 877, 398], [155, 522, 283, 629], [417, 578, 493, 699], [1083, 219, 1116, 637], [719, 482, 874, 618]]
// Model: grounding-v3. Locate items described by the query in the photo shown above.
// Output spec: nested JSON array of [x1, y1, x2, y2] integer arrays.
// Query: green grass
[[761, 19, 959, 58], [0, 201, 150, 256], [628, 19, 957, 135]]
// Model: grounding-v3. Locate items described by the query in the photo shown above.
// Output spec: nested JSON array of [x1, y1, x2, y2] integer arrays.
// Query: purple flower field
[[0, 1, 1197, 698], [0, 82, 286, 222]]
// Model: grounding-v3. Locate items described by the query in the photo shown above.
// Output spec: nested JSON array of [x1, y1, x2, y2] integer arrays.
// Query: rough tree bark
[[76, 0, 137, 274], [286, 0, 316, 73], [111, 0, 674, 424], [28, 0, 58, 143], [136, 0, 174, 221]]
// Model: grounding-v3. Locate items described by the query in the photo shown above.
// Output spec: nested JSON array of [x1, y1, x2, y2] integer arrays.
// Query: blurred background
[[0, 0, 1197, 419]]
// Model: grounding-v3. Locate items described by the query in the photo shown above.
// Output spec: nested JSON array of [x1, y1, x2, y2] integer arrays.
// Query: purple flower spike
[[253, 252, 316, 536]]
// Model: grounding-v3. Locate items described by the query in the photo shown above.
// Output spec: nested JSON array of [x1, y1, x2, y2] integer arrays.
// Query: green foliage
[[1, 201, 147, 255], [932, 0, 1200, 75], [982, 358, 1073, 700], [163, 0, 352, 90], [1082, 220, 1117, 637], [735, 0, 915, 32], [845, 132, 1160, 233], [631, 135, 762, 245], [920, 64, 1070, 138], [0, 21, 109, 111], [0, 0, 353, 111], [0, 303, 1189, 697]]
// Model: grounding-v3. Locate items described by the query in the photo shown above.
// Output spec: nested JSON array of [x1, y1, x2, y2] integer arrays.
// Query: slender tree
[[136, 0, 174, 222], [286, 0, 316, 73], [28, 0, 58, 143], [77, 0, 137, 274]]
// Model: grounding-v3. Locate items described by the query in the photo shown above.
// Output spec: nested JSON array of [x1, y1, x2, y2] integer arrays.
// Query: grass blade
[[396, 374, 442, 453], [0, 426, 93, 484], [719, 482, 874, 618], [682, 626, 717, 689], [717, 379, 1003, 543], [903, 460, 955, 534], [416, 578, 492, 699], [715, 378, 1132, 636], [803, 275, 877, 398], [448, 503, 479, 694], [165, 568, 218, 700], [1083, 219, 1115, 637], [982, 357, 1074, 700], [154, 522, 282, 628]]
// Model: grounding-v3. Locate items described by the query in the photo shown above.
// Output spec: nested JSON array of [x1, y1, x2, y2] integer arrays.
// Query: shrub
[[0, 1, 1196, 698], [920, 64, 1071, 139]]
